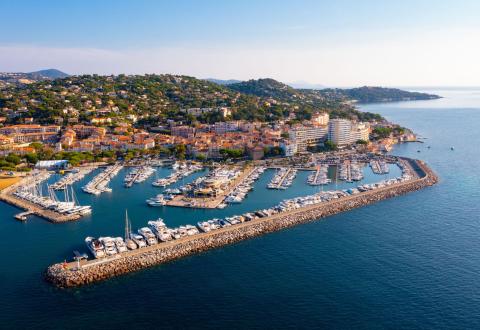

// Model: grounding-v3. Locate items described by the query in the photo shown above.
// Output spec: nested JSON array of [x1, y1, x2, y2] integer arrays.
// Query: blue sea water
[[1, 89, 480, 329]]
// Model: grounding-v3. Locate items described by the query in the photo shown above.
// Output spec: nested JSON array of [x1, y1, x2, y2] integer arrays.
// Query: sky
[[1, 0, 480, 87]]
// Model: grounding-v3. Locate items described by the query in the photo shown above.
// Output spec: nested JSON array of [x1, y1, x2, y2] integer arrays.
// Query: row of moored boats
[[267, 168, 297, 189], [152, 163, 202, 187], [50, 167, 96, 190], [124, 166, 156, 187], [307, 165, 331, 185], [82, 164, 123, 195], [369, 160, 390, 174], [225, 167, 266, 204]]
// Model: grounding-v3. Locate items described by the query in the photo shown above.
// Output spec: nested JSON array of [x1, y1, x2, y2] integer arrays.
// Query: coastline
[[45, 157, 438, 288]]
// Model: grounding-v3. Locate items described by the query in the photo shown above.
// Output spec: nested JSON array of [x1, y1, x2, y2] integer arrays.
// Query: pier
[[274, 168, 292, 189], [0, 178, 81, 222], [45, 158, 438, 288], [166, 166, 257, 209]]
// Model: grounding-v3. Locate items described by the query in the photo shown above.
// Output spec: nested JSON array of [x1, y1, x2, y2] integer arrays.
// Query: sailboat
[[124, 210, 137, 250]]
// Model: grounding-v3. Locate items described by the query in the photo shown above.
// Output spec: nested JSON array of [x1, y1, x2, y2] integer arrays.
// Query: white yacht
[[138, 227, 158, 245], [131, 233, 147, 248], [99, 237, 118, 256], [113, 237, 128, 253], [85, 237, 106, 258]]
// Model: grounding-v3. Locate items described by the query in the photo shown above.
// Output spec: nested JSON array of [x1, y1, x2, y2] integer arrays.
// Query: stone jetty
[[45, 158, 438, 288]]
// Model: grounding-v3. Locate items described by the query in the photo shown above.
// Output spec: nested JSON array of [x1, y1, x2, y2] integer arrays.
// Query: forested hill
[[316, 86, 440, 103], [0, 74, 382, 126]]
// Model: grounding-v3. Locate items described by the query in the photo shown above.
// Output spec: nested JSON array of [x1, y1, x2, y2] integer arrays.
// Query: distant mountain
[[319, 86, 441, 103], [205, 78, 242, 85], [0, 69, 69, 86], [28, 69, 69, 79]]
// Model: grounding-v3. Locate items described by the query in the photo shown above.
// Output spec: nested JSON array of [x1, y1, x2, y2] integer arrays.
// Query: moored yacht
[[138, 227, 158, 245], [131, 233, 147, 248], [99, 237, 118, 256], [114, 237, 128, 253], [85, 236, 106, 258]]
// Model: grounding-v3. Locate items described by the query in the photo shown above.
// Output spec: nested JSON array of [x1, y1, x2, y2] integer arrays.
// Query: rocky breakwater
[[45, 159, 438, 288]]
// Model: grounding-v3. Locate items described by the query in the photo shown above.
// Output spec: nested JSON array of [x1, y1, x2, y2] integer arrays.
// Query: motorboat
[[85, 236, 106, 258]]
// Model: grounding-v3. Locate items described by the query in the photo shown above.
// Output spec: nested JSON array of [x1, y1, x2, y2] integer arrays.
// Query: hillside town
[[0, 74, 425, 171], [0, 109, 415, 168]]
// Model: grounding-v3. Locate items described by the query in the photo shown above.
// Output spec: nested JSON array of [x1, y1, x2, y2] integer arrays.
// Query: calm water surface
[[1, 89, 480, 329]]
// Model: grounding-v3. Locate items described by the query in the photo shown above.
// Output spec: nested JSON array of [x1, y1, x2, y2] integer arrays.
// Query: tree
[[324, 141, 338, 151], [373, 127, 393, 139], [174, 144, 186, 160], [356, 139, 368, 145], [6, 153, 21, 165], [196, 154, 206, 161], [25, 153, 38, 164]]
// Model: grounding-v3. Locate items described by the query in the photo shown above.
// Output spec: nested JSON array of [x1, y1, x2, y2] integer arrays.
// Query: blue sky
[[1, 0, 480, 86]]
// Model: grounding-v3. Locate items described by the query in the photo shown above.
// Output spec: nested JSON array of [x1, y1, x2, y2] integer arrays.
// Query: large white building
[[289, 125, 328, 151], [328, 119, 370, 147], [328, 119, 352, 147]]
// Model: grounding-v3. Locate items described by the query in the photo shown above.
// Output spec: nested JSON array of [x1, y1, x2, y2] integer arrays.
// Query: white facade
[[328, 119, 370, 146], [328, 119, 352, 146], [289, 125, 328, 151], [351, 122, 370, 142]]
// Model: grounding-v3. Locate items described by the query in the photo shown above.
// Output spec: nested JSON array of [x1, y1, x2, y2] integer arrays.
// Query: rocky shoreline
[[45, 158, 438, 288]]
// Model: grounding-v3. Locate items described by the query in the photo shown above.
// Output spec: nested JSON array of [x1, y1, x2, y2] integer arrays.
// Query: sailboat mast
[[125, 210, 130, 240]]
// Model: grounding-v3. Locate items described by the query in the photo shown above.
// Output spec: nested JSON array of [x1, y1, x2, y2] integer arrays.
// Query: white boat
[[114, 237, 128, 253], [131, 233, 147, 248], [85, 236, 106, 258], [99, 237, 118, 256], [138, 227, 158, 245]]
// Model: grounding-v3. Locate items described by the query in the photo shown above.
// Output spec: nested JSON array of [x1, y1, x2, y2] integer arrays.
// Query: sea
[[1, 88, 480, 329]]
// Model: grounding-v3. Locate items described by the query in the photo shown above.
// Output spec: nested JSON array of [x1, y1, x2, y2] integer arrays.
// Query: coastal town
[[0, 74, 436, 287]]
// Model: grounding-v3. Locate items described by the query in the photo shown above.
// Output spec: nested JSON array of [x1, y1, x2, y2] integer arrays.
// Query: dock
[[0, 178, 81, 223], [45, 158, 439, 288], [274, 168, 292, 189], [166, 166, 257, 209], [14, 211, 34, 221]]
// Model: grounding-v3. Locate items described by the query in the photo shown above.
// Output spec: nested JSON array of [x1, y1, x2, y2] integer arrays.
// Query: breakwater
[[45, 158, 438, 288]]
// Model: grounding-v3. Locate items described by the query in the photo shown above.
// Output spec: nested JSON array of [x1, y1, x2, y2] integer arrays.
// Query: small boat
[[451, 146, 454, 150]]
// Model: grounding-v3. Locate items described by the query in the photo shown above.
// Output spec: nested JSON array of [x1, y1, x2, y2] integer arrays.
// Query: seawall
[[45, 158, 438, 288]]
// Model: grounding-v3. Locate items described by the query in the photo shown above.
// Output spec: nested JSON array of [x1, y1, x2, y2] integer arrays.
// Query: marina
[[124, 166, 156, 188], [82, 163, 123, 195], [370, 159, 390, 174], [50, 166, 96, 190], [165, 165, 256, 209], [307, 165, 331, 185], [338, 161, 364, 182], [267, 167, 298, 189], [45, 157, 438, 287], [152, 162, 202, 187]]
